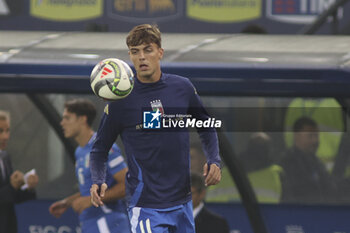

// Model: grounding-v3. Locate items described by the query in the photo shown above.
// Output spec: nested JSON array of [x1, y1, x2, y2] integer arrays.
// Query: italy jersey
[[75, 133, 128, 223], [90, 73, 221, 209]]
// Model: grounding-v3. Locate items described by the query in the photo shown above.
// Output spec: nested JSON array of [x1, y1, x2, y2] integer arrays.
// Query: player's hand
[[10, 170, 24, 190], [90, 183, 107, 207], [49, 200, 68, 218], [72, 196, 92, 214], [27, 174, 39, 189], [203, 163, 221, 186]]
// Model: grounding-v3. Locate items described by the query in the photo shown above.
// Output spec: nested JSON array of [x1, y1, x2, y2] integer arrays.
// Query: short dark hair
[[126, 24, 162, 48], [64, 99, 96, 127], [293, 117, 318, 132], [191, 172, 206, 193]]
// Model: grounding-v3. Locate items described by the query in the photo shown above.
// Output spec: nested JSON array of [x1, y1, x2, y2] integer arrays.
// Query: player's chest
[[127, 87, 190, 113]]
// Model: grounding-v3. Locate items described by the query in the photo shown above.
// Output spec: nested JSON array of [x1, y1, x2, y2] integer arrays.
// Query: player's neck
[[75, 128, 94, 147]]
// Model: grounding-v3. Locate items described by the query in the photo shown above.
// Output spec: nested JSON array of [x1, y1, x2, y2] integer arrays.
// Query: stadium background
[[1, 0, 350, 233]]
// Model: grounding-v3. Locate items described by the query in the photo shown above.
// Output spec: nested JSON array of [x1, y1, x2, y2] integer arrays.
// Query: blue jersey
[[75, 133, 127, 221], [90, 73, 221, 209]]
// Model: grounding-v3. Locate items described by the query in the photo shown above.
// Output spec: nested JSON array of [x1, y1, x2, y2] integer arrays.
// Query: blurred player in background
[[49, 99, 130, 233], [0, 110, 39, 233], [90, 24, 222, 233]]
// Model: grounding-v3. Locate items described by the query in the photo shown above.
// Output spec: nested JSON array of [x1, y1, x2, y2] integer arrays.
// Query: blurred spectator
[[239, 132, 273, 172], [279, 117, 338, 204], [238, 132, 282, 203], [205, 133, 283, 203], [191, 173, 230, 233], [0, 110, 39, 233], [284, 98, 344, 171]]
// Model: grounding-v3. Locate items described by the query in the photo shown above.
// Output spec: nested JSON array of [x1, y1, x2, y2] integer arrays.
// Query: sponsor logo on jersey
[[108, 0, 183, 22], [266, 0, 343, 24], [187, 0, 261, 23], [30, 0, 103, 21]]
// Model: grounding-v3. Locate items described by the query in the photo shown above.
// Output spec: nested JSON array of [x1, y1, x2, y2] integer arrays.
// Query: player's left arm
[[91, 168, 127, 207], [199, 129, 221, 186], [187, 79, 222, 186], [203, 162, 221, 186]]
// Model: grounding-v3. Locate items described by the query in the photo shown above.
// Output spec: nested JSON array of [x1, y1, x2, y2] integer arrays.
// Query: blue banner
[[16, 200, 80, 233], [207, 203, 350, 233], [16, 200, 350, 233]]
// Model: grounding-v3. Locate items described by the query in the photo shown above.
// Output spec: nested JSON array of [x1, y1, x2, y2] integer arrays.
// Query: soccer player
[[90, 24, 222, 233], [49, 99, 130, 233]]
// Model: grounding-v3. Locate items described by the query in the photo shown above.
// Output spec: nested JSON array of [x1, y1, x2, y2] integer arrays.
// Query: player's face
[[294, 125, 319, 155], [128, 43, 164, 83], [60, 109, 83, 139], [0, 119, 10, 150]]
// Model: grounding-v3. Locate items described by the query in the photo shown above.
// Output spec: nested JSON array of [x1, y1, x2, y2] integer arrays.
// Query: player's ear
[[158, 47, 164, 59]]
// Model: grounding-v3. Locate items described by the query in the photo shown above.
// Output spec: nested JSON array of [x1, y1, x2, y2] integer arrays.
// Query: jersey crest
[[150, 99, 164, 116]]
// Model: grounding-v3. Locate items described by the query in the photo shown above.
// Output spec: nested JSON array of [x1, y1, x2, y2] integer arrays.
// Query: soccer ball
[[90, 58, 134, 100]]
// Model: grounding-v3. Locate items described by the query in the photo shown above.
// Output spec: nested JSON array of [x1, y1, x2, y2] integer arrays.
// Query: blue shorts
[[128, 201, 195, 233], [80, 212, 131, 233]]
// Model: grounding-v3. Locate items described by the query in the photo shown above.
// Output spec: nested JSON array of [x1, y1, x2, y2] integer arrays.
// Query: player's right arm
[[49, 192, 80, 218], [90, 168, 127, 207], [101, 168, 128, 202], [90, 183, 107, 207], [89, 103, 120, 207]]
